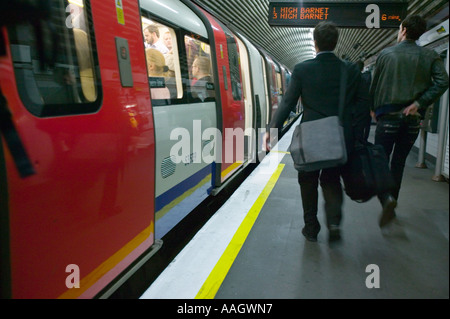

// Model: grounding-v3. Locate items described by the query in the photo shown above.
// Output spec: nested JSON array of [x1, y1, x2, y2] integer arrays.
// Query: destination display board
[[268, 1, 408, 28]]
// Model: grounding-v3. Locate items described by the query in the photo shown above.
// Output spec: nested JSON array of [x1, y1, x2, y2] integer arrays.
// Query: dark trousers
[[374, 114, 421, 200], [298, 166, 343, 231]]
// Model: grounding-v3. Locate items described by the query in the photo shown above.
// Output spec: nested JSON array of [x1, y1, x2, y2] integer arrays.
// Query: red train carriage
[[0, 0, 297, 298], [1, 0, 155, 299]]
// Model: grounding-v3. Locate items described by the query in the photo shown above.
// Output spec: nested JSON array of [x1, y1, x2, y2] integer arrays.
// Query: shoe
[[379, 195, 397, 228], [328, 225, 341, 243], [302, 227, 318, 242]]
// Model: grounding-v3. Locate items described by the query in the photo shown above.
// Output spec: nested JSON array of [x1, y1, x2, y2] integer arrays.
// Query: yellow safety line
[[195, 164, 285, 299], [272, 150, 291, 154]]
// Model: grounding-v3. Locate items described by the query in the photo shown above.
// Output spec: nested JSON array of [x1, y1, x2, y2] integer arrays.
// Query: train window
[[185, 36, 215, 103], [225, 34, 242, 101], [276, 73, 283, 95], [142, 17, 183, 103], [8, 0, 101, 117]]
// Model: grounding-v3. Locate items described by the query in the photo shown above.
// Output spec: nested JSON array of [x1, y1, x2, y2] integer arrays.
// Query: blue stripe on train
[[155, 163, 214, 212]]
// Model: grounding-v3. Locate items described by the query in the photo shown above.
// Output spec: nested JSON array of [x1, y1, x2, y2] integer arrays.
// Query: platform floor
[[140, 120, 449, 299]]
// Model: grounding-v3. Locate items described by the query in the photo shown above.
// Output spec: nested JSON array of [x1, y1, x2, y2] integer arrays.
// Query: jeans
[[375, 113, 421, 200], [298, 166, 343, 232]]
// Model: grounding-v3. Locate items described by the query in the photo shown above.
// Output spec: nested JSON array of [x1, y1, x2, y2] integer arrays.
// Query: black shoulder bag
[[341, 141, 395, 203]]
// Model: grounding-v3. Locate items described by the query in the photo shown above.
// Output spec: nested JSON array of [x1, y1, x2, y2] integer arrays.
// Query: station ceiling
[[191, 0, 449, 71]]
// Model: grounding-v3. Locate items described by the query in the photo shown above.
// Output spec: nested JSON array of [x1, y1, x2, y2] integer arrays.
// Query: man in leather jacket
[[370, 15, 449, 227]]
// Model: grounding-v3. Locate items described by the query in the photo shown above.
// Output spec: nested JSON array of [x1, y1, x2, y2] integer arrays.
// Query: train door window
[[184, 35, 215, 103], [274, 62, 282, 97], [225, 34, 242, 101], [142, 17, 182, 104], [285, 70, 292, 87], [8, 0, 101, 117], [276, 73, 282, 93], [236, 37, 250, 104], [261, 55, 270, 125], [276, 71, 283, 104]]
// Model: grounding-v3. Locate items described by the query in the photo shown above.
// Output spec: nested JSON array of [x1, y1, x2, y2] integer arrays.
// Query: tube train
[[0, 0, 300, 298]]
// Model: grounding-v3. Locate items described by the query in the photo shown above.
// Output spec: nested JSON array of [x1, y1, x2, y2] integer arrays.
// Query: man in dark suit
[[264, 21, 367, 243]]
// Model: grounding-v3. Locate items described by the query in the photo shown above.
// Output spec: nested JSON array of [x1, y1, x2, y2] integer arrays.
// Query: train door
[[263, 54, 279, 125], [235, 36, 255, 163], [199, 10, 246, 186], [221, 27, 246, 182], [1, 0, 155, 298], [139, 0, 216, 239], [237, 32, 268, 162]]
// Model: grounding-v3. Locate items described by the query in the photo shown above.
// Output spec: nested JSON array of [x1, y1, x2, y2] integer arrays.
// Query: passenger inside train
[[142, 18, 184, 101], [184, 35, 215, 103], [143, 24, 169, 54], [145, 48, 171, 100], [190, 56, 215, 102], [162, 30, 175, 77]]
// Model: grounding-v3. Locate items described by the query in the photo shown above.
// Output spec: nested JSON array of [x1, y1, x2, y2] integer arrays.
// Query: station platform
[[140, 119, 449, 299]]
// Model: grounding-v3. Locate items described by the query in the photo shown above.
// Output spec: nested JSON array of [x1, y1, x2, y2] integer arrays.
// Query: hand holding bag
[[341, 141, 396, 202], [289, 64, 348, 172]]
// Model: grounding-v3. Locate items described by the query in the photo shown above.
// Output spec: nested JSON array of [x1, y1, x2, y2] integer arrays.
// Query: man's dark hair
[[313, 21, 339, 51], [145, 25, 160, 37], [401, 15, 427, 40]]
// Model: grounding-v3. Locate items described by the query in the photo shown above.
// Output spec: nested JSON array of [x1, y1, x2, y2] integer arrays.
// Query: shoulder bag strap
[[338, 63, 348, 122]]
